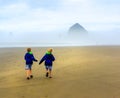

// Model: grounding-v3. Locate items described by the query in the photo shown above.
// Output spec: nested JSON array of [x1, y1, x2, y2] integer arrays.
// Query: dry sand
[[0, 46, 120, 98]]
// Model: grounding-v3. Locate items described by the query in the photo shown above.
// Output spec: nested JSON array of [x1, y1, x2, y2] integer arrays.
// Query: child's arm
[[31, 54, 38, 62], [52, 54, 55, 61], [39, 58, 44, 65], [39, 55, 46, 65]]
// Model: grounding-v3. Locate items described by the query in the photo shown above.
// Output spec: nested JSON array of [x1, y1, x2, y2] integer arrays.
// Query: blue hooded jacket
[[39, 52, 55, 66], [24, 52, 37, 65]]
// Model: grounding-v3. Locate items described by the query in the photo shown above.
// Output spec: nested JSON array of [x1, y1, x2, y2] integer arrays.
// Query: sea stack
[[68, 23, 87, 36]]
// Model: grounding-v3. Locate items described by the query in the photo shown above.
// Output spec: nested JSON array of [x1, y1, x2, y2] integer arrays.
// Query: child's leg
[[26, 70, 30, 79], [29, 69, 32, 75], [29, 69, 33, 78], [29, 65, 32, 75], [45, 65, 49, 77], [25, 65, 32, 79], [28, 65, 33, 78], [49, 69, 52, 78], [48, 66, 52, 78]]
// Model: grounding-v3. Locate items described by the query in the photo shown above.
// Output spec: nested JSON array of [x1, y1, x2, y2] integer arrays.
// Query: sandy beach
[[0, 46, 120, 98]]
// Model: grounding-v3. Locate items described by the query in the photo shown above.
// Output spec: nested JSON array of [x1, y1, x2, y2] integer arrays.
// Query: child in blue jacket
[[24, 48, 38, 80], [39, 48, 55, 78]]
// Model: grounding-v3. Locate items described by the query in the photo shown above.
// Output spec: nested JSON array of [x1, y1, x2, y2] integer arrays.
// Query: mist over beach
[[0, 28, 120, 47]]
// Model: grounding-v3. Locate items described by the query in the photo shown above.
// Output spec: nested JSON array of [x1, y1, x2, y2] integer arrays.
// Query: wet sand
[[0, 46, 120, 98]]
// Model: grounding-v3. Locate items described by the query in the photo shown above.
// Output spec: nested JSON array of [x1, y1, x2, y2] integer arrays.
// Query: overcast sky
[[0, 0, 120, 33]]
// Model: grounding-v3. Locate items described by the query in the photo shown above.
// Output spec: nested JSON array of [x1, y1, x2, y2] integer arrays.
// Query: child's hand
[[35, 60, 38, 62]]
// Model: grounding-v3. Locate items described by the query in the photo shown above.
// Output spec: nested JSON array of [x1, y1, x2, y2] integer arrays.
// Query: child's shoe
[[26, 77, 30, 80], [46, 72, 49, 77], [30, 75, 33, 78], [49, 76, 52, 78]]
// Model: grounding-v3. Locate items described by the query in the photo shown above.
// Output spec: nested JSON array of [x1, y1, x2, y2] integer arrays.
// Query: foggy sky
[[0, 0, 120, 32], [0, 0, 120, 46]]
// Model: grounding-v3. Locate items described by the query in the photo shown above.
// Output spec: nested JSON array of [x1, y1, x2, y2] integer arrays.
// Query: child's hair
[[47, 48, 53, 52], [27, 48, 31, 52]]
